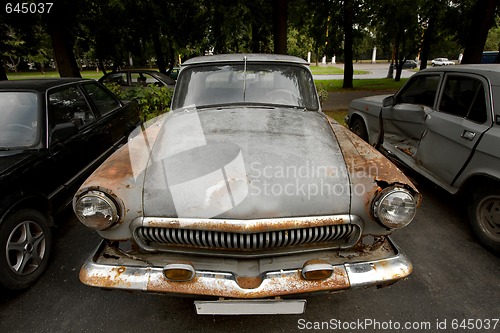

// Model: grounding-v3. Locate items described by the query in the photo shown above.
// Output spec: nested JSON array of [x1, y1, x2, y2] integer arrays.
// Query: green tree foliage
[[461, 0, 498, 63], [370, 0, 422, 81], [2, 0, 500, 82], [485, 18, 500, 51], [105, 83, 173, 121]]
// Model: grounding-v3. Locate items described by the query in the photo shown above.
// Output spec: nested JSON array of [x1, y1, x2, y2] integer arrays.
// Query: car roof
[[0, 78, 92, 91], [182, 53, 309, 66], [421, 64, 500, 85]]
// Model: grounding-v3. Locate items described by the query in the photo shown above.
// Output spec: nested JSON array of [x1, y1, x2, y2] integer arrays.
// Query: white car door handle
[[461, 130, 476, 141]]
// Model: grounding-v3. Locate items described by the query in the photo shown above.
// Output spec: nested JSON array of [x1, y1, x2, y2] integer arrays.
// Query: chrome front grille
[[134, 223, 360, 256]]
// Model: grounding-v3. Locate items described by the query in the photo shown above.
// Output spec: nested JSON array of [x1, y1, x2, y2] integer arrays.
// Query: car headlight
[[373, 187, 416, 229], [74, 191, 120, 230]]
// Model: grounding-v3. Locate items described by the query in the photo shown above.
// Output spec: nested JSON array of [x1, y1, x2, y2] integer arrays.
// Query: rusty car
[[0, 78, 140, 290], [73, 54, 421, 315], [347, 64, 500, 253]]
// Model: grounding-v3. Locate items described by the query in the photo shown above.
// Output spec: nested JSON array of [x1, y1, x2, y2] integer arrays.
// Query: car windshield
[[172, 63, 319, 111], [0, 92, 39, 148]]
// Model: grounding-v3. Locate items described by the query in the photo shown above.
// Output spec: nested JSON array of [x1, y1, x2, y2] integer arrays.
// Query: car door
[[47, 84, 109, 193], [415, 73, 493, 186], [80, 81, 140, 147], [382, 74, 442, 156]]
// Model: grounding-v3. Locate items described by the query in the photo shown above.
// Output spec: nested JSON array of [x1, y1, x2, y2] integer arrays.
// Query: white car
[[346, 64, 500, 254], [431, 57, 454, 66]]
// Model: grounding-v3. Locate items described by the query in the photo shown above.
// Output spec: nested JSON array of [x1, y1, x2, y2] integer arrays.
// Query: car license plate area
[[194, 299, 307, 315]]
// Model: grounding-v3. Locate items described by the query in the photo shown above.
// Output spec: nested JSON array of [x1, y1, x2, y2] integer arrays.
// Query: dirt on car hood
[[141, 107, 351, 219]]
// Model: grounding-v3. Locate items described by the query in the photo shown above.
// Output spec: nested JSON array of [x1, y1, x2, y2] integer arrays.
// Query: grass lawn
[[8, 70, 407, 94], [323, 110, 347, 124], [316, 78, 408, 126], [315, 78, 408, 92], [310, 65, 369, 75], [7, 70, 107, 80]]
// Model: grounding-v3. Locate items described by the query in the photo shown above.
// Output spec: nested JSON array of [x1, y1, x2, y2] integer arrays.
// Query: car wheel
[[350, 118, 368, 142], [0, 209, 52, 290], [468, 187, 500, 254]]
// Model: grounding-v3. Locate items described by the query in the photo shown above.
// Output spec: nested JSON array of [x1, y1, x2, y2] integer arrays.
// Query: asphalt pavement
[[0, 180, 498, 333], [314, 63, 415, 111], [313, 62, 416, 81]]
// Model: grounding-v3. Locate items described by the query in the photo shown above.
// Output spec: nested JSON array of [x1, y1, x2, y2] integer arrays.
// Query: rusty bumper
[[80, 238, 412, 298]]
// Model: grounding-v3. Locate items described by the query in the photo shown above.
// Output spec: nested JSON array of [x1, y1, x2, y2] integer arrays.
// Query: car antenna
[[243, 55, 247, 101]]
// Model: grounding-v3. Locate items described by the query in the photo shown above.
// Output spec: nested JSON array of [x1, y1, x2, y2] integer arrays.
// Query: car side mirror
[[382, 95, 395, 107], [51, 122, 78, 141]]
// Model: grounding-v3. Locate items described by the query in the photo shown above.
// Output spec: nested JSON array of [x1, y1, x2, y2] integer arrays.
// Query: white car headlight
[[74, 191, 120, 230], [373, 187, 417, 229]]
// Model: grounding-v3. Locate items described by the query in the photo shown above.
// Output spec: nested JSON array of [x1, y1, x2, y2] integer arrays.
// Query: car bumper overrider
[[80, 237, 412, 299]]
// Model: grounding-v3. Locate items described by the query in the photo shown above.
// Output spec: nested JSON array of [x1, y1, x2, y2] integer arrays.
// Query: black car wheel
[[350, 118, 368, 142], [0, 209, 52, 290], [468, 187, 500, 254]]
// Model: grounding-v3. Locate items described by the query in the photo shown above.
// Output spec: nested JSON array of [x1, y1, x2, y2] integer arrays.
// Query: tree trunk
[[0, 61, 7, 81], [247, 1, 261, 53], [342, 0, 354, 89], [394, 62, 403, 81], [166, 44, 175, 70], [153, 32, 167, 74], [461, 0, 498, 64], [98, 59, 107, 75], [48, 25, 81, 77], [252, 21, 261, 53], [393, 32, 402, 81], [419, 16, 435, 70], [272, 0, 287, 54]]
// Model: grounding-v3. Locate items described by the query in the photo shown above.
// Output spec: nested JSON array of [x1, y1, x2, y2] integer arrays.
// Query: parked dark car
[[166, 67, 180, 80], [98, 70, 175, 90], [73, 54, 421, 315], [403, 60, 418, 69], [0, 78, 141, 290], [347, 65, 500, 253]]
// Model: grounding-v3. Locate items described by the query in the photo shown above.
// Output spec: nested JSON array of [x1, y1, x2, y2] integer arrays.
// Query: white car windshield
[[0, 92, 39, 148], [172, 63, 319, 111]]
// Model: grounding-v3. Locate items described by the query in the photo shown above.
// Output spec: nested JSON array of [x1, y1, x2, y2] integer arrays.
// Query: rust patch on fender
[[329, 121, 412, 185], [327, 120, 422, 212]]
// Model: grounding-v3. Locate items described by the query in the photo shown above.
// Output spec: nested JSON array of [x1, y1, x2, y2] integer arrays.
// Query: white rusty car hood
[[142, 107, 350, 219]]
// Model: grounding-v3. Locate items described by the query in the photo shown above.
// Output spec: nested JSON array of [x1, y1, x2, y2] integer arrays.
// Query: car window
[[131, 72, 161, 86], [173, 63, 318, 110], [101, 72, 128, 86], [396, 75, 440, 108], [0, 92, 39, 148], [438, 75, 487, 123], [48, 86, 95, 129], [81, 82, 121, 116]]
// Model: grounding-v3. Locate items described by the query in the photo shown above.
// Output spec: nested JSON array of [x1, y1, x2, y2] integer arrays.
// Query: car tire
[[0, 209, 52, 290], [468, 187, 500, 254], [350, 118, 368, 142]]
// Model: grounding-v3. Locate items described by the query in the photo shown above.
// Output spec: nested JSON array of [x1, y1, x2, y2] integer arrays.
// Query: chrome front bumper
[[80, 237, 412, 299]]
